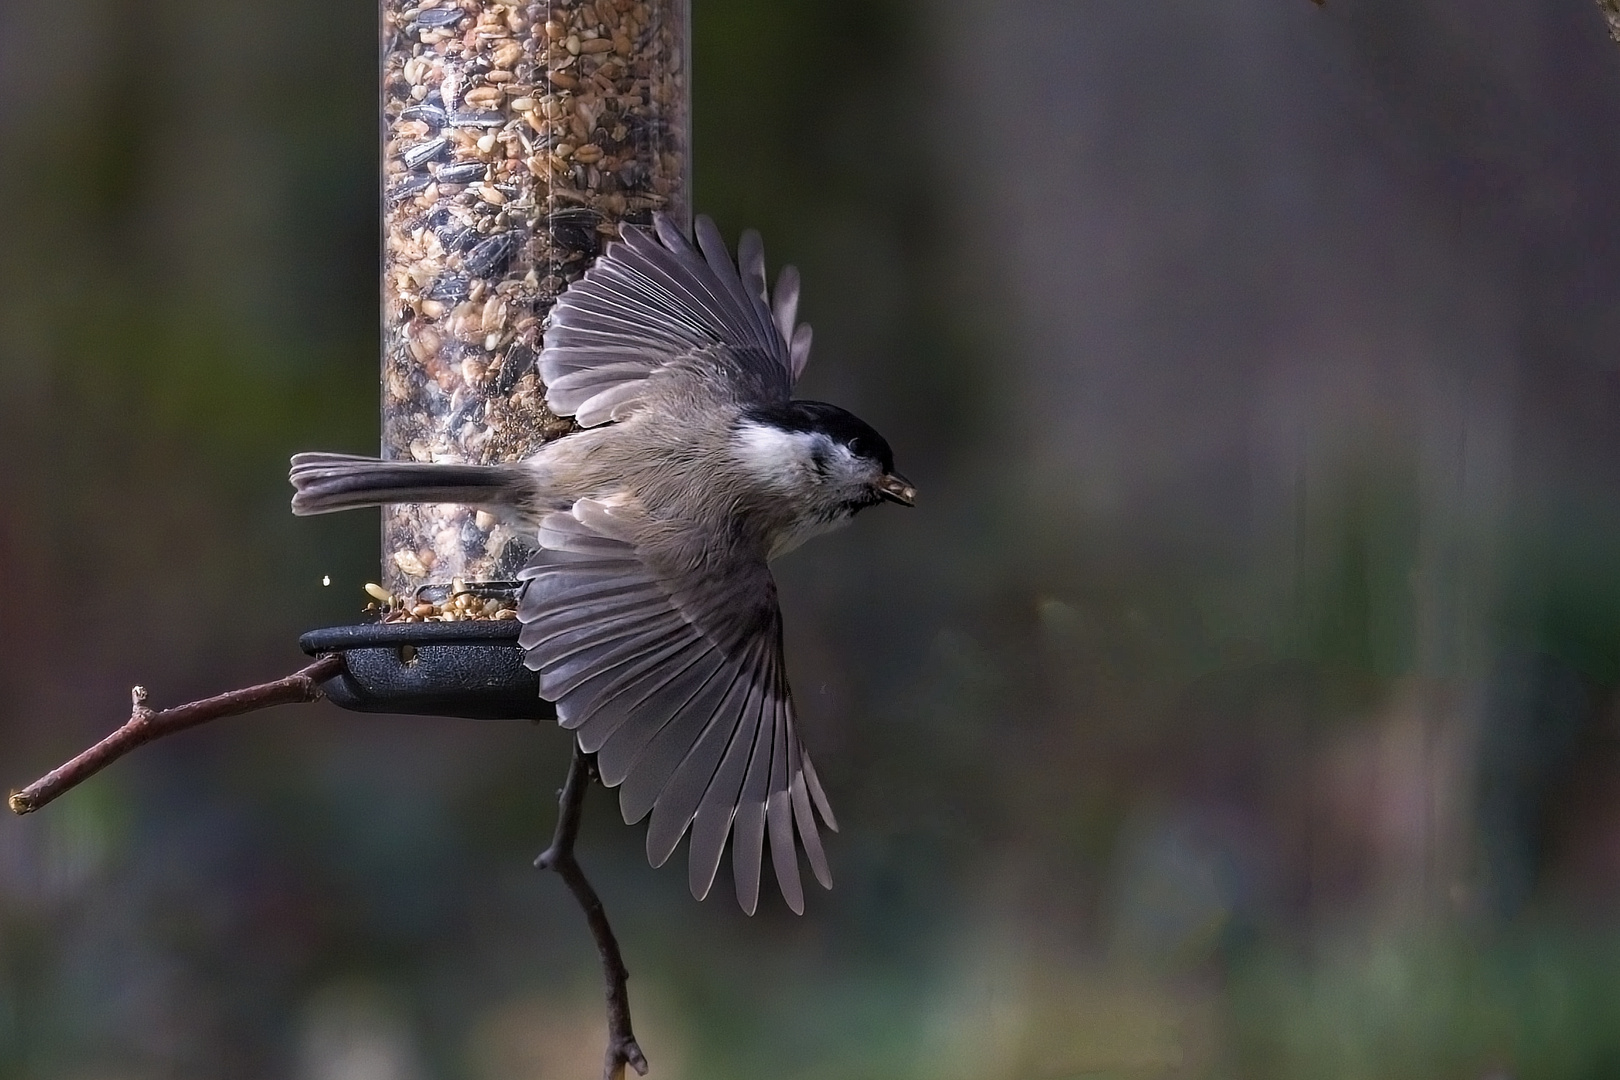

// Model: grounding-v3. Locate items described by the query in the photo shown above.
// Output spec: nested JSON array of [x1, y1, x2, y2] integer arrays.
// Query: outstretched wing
[[540, 214, 814, 426], [518, 499, 837, 914]]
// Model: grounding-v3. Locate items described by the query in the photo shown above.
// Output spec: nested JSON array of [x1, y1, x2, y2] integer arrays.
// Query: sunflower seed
[[387, 172, 434, 202], [424, 273, 470, 302], [449, 109, 507, 128], [462, 231, 516, 276], [435, 160, 486, 185], [414, 6, 465, 28], [400, 103, 448, 127], [401, 136, 448, 169]]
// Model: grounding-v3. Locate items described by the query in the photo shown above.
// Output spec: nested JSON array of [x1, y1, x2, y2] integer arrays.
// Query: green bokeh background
[[5, 0, 1620, 1077]]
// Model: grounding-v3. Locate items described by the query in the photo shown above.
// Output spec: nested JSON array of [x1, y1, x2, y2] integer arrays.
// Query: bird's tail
[[289, 452, 524, 515]]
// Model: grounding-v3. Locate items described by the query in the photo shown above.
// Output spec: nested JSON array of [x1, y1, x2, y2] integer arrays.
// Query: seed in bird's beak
[[874, 473, 917, 506]]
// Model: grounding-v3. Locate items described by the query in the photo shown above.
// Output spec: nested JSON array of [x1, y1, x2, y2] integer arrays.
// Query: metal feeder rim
[[299, 619, 546, 721], [300, 619, 522, 653]]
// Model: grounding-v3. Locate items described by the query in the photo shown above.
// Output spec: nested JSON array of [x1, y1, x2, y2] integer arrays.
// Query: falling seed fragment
[[322, 575, 332, 586]]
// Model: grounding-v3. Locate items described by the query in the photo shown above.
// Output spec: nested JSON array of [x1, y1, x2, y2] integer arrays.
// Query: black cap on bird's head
[[748, 399, 916, 506]]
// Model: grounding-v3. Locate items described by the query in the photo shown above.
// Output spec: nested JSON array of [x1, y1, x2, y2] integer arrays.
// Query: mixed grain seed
[[362, 580, 523, 622], [380, 0, 689, 596]]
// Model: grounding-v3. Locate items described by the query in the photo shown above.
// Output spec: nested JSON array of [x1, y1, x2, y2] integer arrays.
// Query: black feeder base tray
[[300, 620, 554, 721]]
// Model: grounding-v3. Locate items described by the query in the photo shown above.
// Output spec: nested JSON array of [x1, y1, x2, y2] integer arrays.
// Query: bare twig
[[14, 655, 646, 1076], [535, 745, 648, 1080], [9, 654, 346, 815], [1601, 0, 1620, 44]]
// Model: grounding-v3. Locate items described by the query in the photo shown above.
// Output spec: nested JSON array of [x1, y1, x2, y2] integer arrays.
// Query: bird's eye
[[848, 437, 866, 458]]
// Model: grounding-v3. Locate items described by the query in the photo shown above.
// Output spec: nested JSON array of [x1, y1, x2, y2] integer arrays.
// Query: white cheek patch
[[732, 423, 824, 486]]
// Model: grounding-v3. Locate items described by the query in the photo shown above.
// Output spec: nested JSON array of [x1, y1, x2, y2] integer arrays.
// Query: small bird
[[290, 214, 913, 914]]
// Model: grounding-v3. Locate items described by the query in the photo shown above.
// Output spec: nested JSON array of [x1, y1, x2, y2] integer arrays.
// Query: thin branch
[[15, 656, 646, 1077], [9, 654, 346, 816], [535, 745, 648, 1080]]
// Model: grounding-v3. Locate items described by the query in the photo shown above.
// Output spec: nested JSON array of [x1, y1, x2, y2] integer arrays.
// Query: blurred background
[[5, 0, 1620, 1076]]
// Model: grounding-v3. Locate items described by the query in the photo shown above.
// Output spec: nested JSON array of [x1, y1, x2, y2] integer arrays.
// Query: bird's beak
[[874, 472, 917, 507]]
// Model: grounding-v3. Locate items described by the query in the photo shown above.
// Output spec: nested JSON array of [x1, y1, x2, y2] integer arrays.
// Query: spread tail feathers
[[289, 452, 523, 515]]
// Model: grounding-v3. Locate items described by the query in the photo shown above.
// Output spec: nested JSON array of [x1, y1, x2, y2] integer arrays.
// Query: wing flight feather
[[539, 214, 813, 424], [518, 500, 834, 913]]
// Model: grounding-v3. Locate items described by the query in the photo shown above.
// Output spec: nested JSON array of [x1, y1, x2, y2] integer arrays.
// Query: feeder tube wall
[[379, 0, 690, 595]]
